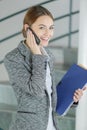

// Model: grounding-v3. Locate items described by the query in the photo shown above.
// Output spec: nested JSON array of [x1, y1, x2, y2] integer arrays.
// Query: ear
[[24, 24, 29, 31]]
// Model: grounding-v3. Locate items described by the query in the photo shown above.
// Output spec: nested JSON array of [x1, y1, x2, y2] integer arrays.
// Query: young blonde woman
[[4, 5, 85, 130]]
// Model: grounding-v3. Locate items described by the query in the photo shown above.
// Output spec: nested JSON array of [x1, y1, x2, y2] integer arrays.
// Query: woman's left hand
[[73, 87, 87, 103]]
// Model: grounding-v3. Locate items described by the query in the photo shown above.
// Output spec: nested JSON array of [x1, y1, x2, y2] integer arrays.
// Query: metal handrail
[[0, 0, 57, 22], [50, 30, 79, 43]]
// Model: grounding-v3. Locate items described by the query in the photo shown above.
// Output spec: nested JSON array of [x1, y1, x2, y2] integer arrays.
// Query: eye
[[50, 26, 54, 30], [39, 26, 46, 30]]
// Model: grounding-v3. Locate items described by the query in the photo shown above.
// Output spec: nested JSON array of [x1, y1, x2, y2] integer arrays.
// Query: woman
[[4, 5, 84, 130]]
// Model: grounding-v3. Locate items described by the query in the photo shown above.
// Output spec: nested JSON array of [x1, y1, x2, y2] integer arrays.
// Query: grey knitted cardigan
[[4, 41, 59, 130]]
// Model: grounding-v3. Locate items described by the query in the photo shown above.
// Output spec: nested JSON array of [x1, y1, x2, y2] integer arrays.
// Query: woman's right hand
[[26, 29, 42, 55]]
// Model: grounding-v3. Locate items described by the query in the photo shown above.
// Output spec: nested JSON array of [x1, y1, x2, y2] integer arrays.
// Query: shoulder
[[4, 41, 31, 62], [4, 43, 23, 67], [4, 47, 21, 62]]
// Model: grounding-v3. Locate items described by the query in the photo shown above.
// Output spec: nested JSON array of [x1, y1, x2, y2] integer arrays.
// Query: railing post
[[76, 0, 87, 130]]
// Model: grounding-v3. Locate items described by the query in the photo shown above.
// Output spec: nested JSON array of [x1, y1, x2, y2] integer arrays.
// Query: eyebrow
[[38, 24, 54, 27]]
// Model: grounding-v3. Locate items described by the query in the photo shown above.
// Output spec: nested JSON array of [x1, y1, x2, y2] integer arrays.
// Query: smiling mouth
[[41, 38, 50, 42]]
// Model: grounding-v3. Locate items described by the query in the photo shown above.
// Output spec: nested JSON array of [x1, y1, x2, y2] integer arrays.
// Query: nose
[[44, 29, 50, 36]]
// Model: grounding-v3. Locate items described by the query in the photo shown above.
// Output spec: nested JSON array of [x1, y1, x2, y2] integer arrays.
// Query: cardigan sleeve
[[4, 50, 49, 98]]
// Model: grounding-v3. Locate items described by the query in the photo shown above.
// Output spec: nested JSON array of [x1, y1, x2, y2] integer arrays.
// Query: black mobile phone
[[27, 27, 40, 45]]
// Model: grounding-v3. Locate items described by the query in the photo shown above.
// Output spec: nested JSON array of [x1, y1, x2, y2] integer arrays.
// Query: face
[[31, 15, 54, 47]]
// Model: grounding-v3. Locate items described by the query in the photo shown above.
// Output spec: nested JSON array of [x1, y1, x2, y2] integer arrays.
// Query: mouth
[[40, 37, 50, 42]]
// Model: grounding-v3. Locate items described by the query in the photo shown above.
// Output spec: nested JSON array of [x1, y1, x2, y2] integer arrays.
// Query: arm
[[4, 52, 48, 98]]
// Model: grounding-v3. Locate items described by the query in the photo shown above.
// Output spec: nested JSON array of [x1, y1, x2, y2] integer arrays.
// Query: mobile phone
[[27, 27, 40, 45]]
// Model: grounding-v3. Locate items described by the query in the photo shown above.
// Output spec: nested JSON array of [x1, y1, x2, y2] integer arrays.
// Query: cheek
[[35, 30, 42, 37], [36, 32, 43, 39], [36, 30, 54, 39], [51, 30, 54, 36], [50, 32, 54, 39], [51, 32, 54, 37]]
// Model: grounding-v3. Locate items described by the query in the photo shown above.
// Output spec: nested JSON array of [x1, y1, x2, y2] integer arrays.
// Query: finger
[[75, 89, 83, 95], [82, 86, 87, 91], [73, 96, 78, 103], [29, 31, 37, 45], [27, 29, 30, 37], [73, 89, 83, 102], [73, 94, 79, 102], [28, 31, 34, 46]]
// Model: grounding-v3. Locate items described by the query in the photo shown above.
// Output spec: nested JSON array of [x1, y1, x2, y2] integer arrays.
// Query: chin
[[41, 42, 49, 47]]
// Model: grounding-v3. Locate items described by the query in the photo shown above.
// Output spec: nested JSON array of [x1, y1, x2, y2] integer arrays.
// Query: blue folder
[[56, 64, 87, 116]]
